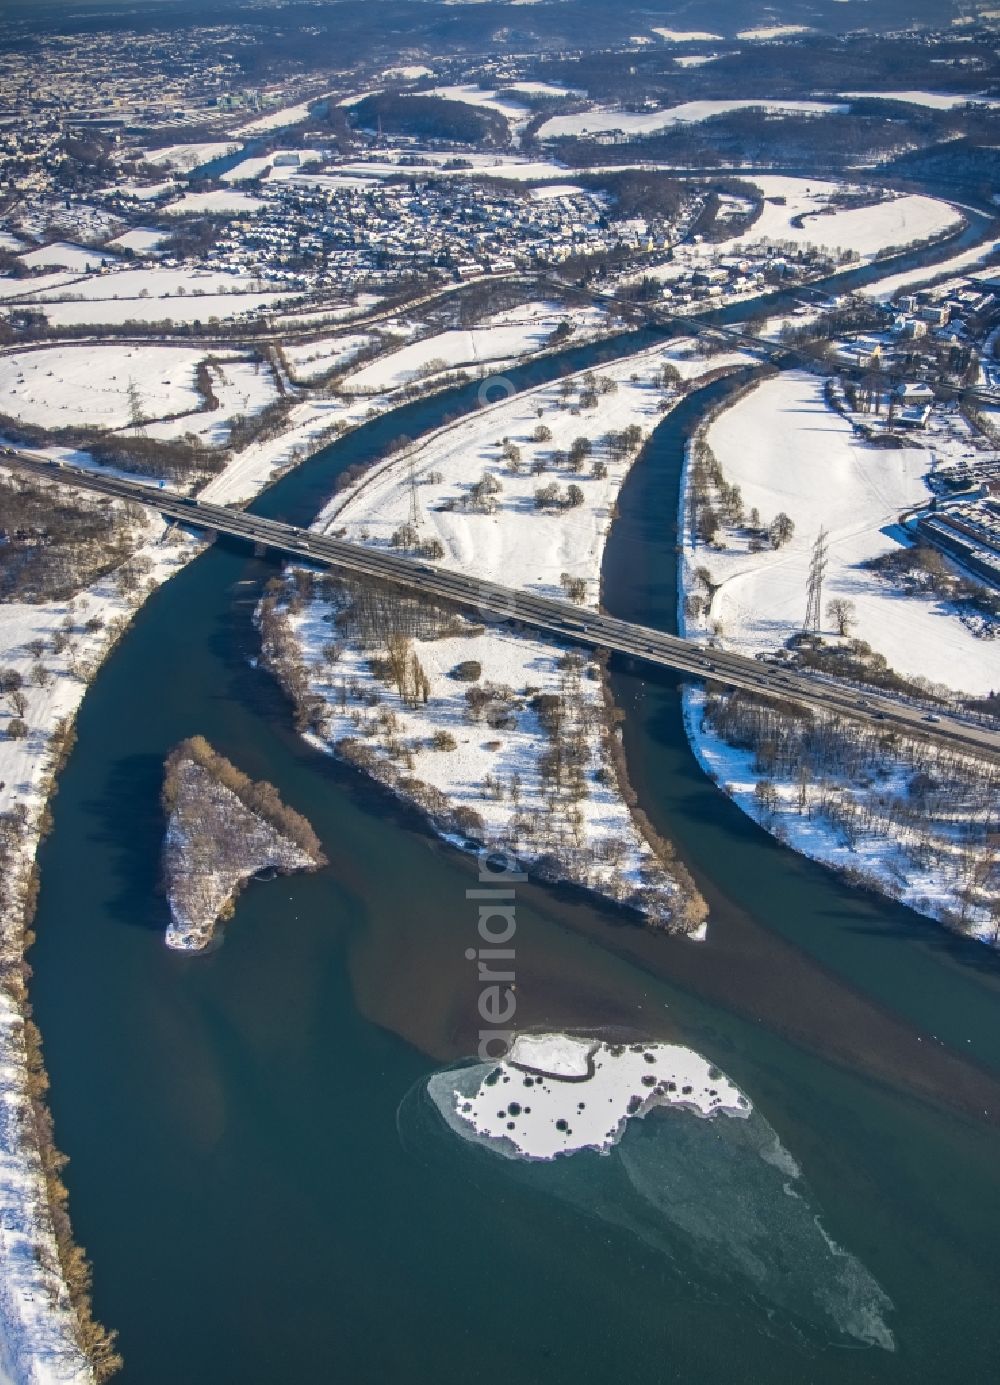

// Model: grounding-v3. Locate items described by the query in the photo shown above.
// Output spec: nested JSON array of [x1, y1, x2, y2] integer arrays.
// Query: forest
[[0, 472, 148, 603], [350, 93, 509, 146], [163, 735, 325, 864]]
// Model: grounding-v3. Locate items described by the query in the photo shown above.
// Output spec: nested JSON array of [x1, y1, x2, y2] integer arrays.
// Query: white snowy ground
[[233, 96, 322, 136], [536, 99, 844, 141], [0, 516, 195, 845], [651, 26, 722, 41], [106, 227, 169, 255], [503, 80, 584, 99], [0, 275, 78, 304], [13, 265, 298, 328], [0, 344, 272, 438], [143, 141, 237, 172], [424, 84, 530, 124], [220, 150, 323, 184], [330, 152, 585, 183], [860, 242, 999, 302], [721, 176, 961, 262], [17, 243, 116, 274], [282, 332, 379, 383], [274, 342, 748, 921], [162, 189, 266, 217], [324, 339, 748, 603], [838, 90, 1000, 110], [737, 24, 811, 38], [440, 1033, 748, 1160], [694, 371, 998, 697], [680, 370, 1000, 938], [0, 993, 94, 1385], [338, 302, 608, 394], [682, 685, 994, 937]]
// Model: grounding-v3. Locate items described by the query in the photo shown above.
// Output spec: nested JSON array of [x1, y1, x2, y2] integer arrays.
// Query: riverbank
[[261, 339, 750, 932], [675, 370, 1000, 941], [0, 315, 686, 1379], [0, 507, 194, 1383], [21, 305, 1000, 1385], [3, 200, 991, 1379]]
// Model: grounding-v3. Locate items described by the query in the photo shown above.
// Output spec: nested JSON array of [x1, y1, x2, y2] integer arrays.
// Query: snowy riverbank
[[263, 340, 750, 931], [0, 307, 699, 1378], [676, 370, 1000, 940]]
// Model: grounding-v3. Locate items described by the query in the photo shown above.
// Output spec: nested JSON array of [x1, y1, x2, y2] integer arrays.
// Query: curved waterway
[[28, 304, 1000, 1383]]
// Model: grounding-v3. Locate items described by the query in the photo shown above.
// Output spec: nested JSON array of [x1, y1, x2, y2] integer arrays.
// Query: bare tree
[[826, 598, 858, 637]]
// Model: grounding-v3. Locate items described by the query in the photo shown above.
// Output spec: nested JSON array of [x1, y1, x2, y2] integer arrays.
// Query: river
[[26, 244, 1000, 1383]]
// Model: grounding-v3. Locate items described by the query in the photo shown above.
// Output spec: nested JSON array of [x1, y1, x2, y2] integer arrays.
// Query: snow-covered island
[[161, 737, 325, 952], [259, 340, 750, 933], [429, 1032, 749, 1160]]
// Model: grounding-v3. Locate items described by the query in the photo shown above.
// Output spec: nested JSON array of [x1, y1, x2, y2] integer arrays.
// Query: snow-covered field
[[383, 64, 434, 81], [434, 1033, 748, 1160], [694, 372, 996, 696], [503, 80, 584, 98], [32, 290, 292, 328], [860, 240, 999, 301], [737, 24, 811, 38], [221, 149, 323, 184], [283, 332, 378, 383], [327, 339, 747, 600], [0, 516, 194, 844], [0, 344, 222, 432], [233, 96, 321, 135], [840, 90, 1000, 110], [28, 267, 270, 304], [143, 141, 237, 172], [537, 99, 844, 141], [0, 273, 78, 303], [338, 303, 607, 394], [162, 189, 265, 217], [18, 243, 116, 274], [651, 27, 722, 41], [425, 84, 530, 123], [15, 265, 299, 327], [143, 355, 279, 445], [721, 176, 962, 262], [106, 227, 168, 255], [332, 153, 574, 183], [679, 370, 999, 938]]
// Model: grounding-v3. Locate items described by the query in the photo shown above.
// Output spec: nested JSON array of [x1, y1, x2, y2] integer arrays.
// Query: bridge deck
[[4, 449, 998, 765]]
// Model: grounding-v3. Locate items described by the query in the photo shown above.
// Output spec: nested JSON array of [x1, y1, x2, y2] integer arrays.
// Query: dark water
[[27, 315, 1000, 1382]]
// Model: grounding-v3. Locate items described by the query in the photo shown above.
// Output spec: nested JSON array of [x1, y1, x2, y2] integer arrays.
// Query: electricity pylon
[[803, 527, 828, 632], [408, 457, 421, 531]]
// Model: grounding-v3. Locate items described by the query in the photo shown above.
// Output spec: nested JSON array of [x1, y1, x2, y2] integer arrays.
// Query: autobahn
[[4, 448, 1000, 765]]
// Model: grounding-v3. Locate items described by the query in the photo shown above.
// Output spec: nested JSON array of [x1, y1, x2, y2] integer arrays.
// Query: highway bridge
[[4, 448, 999, 765]]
